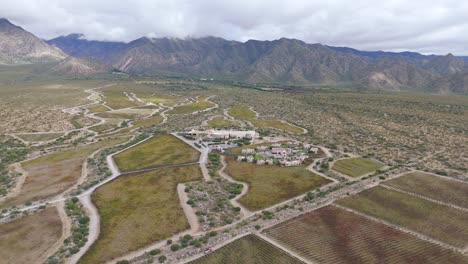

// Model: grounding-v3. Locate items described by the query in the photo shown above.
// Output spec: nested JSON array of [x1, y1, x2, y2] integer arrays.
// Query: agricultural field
[[264, 205, 468, 264], [100, 86, 141, 110], [189, 234, 304, 264], [332, 157, 384, 177], [1, 137, 130, 207], [228, 106, 304, 134], [15, 132, 64, 142], [89, 121, 121, 134], [95, 112, 140, 120], [87, 104, 110, 113], [167, 96, 215, 114], [131, 116, 164, 128], [224, 156, 331, 211], [113, 134, 199, 172], [383, 172, 468, 209], [336, 186, 468, 248], [80, 165, 202, 264], [207, 116, 238, 128], [0, 207, 63, 264]]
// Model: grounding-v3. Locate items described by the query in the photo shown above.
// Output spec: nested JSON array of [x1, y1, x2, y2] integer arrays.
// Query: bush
[[158, 255, 167, 263], [170, 244, 180, 251], [149, 249, 161, 256], [79, 216, 90, 224], [166, 239, 172, 245], [116, 260, 129, 264], [209, 231, 217, 237], [71, 197, 79, 203]]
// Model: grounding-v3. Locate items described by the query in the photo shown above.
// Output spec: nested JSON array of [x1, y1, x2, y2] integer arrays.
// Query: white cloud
[[1, 0, 467, 54]]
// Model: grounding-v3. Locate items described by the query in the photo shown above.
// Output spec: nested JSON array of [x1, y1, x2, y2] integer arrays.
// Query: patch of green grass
[[101, 87, 140, 110], [228, 106, 304, 134], [207, 117, 238, 128], [94, 112, 139, 120], [224, 156, 331, 211], [15, 133, 64, 142], [88, 105, 109, 113], [332, 157, 383, 177], [113, 134, 200, 172], [189, 235, 304, 264], [167, 97, 215, 114], [89, 123, 120, 133], [337, 186, 468, 248], [131, 116, 164, 128], [80, 166, 202, 264]]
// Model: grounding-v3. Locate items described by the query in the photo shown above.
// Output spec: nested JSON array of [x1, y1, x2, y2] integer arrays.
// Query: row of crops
[[264, 205, 468, 264], [188, 234, 304, 264]]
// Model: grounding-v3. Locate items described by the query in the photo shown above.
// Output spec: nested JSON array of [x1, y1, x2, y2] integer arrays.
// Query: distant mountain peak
[[64, 33, 86, 40]]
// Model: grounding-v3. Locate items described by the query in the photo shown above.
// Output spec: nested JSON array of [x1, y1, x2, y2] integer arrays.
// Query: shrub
[[150, 249, 161, 256], [170, 244, 180, 251], [158, 255, 167, 263]]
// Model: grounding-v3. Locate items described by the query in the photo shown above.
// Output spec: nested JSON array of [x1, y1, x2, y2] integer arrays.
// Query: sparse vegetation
[[332, 157, 384, 177]]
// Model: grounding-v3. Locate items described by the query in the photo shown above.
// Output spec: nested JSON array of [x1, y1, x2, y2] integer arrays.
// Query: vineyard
[[264, 205, 468, 264], [383, 172, 468, 209], [331, 157, 383, 178], [188, 234, 304, 264], [336, 186, 468, 248]]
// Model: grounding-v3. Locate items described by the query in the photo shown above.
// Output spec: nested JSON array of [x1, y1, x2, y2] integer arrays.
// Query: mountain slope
[[42, 32, 467, 94], [0, 18, 66, 64]]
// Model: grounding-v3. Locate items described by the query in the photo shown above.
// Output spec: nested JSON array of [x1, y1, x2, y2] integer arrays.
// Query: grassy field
[[167, 96, 215, 114], [264, 205, 468, 264], [332, 157, 383, 177], [131, 116, 164, 128], [189, 234, 304, 264], [2, 137, 130, 207], [80, 166, 202, 264], [228, 106, 304, 134], [87, 104, 109, 113], [95, 112, 140, 120], [0, 207, 63, 263], [384, 172, 468, 209], [101, 87, 141, 110], [15, 133, 64, 142], [89, 122, 121, 133], [337, 186, 468, 248], [207, 116, 238, 128], [113, 134, 199, 172], [224, 156, 331, 211]]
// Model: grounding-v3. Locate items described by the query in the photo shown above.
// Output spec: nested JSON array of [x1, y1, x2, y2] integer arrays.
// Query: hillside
[[0, 18, 66, 64], [47, 34, 468, 93]]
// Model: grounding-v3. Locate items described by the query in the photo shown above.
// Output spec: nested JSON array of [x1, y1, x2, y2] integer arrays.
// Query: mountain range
[[1, 18, 467, 94]]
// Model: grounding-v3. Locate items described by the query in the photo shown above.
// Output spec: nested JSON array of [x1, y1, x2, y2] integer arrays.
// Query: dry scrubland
[[224, 156, 331, 211], [80, 166, 202, 264], [264, 205, 468, 264], [189, 234, 304, 264], [228, 106, 304, 134], [167, 96, 215, 114], [131, 116, 164, 128], [384, 172, 468, 208], [332, 157, 384, 177], [2, 137, 129, 207], [0, 207, 63, 263], [337, 186, 468, 248], [113, 134, 199, 172], [0, 80, 104, 133]]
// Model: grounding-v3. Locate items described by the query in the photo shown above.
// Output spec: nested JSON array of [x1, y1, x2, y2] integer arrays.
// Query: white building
[[189, 129, 256, 139]]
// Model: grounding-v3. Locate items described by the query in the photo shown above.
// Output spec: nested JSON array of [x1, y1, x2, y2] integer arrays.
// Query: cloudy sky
[[2, 0, 468, 55]]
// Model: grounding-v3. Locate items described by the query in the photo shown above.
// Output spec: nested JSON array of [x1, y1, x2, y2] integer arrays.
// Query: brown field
[[189, 234, 304, 264], [224, 156, 331, 211], [383, 172, 468, 209], [113, 134, 199, 172], [0, 207, 63, 263], [337, 186, 468, 248], [2, 137, 130, 207], [80, 166, 202, 264], [264, 205, 468, 264]]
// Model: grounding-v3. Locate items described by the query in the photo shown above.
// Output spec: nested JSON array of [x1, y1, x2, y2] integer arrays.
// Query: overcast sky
[[2, 0, 468, 55]]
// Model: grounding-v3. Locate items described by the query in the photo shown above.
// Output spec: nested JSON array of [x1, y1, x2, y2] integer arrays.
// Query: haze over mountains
[[1, 18, 466, 94]]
